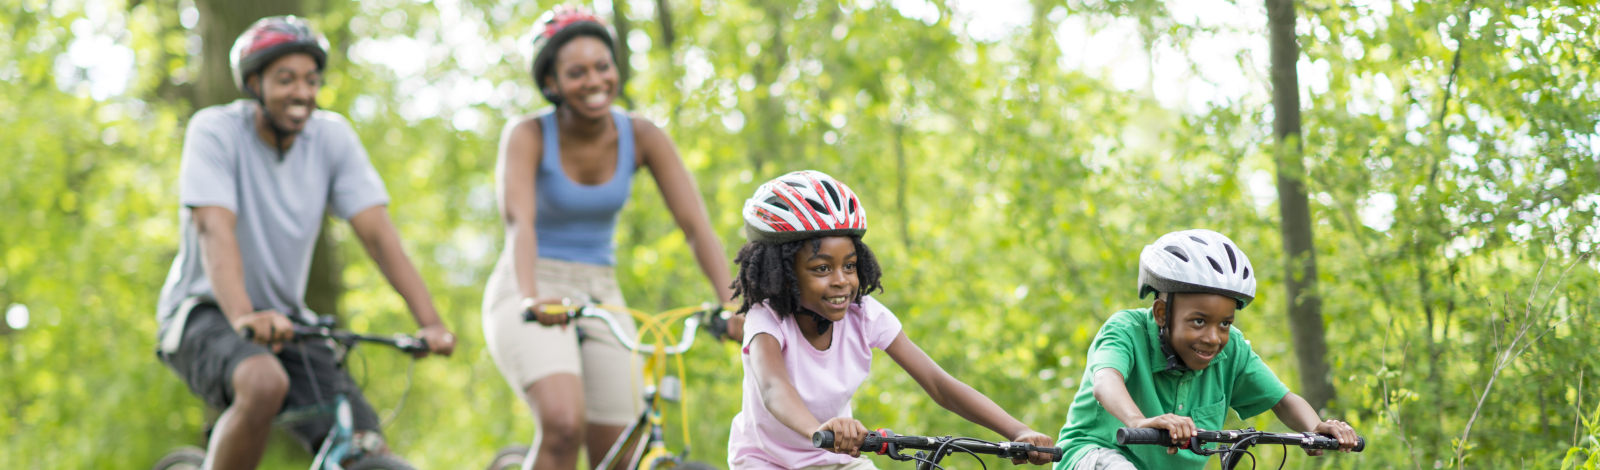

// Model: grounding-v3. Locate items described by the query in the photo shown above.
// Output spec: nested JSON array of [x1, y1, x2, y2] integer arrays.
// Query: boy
[[1054, 229, 1358, 470]]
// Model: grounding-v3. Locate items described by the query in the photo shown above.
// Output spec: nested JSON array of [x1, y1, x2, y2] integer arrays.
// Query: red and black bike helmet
[[530, 5, 616, 105], [230, 15, 329, 99]]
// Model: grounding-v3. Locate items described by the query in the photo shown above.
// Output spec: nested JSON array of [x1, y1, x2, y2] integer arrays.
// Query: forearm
[[1092, 369, 1147, 427], [686, 228, 734, 302], [931, 377, 1033, 439], [367, 234, 442, 327], [758, 381, 824, 437], [195, 211, 253, 322], [510, 221, 542, 300], [1271, 393, 1322, 432]]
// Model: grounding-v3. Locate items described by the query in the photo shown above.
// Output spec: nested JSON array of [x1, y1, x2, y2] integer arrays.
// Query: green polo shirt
[[1053, 309, 1290, 470]]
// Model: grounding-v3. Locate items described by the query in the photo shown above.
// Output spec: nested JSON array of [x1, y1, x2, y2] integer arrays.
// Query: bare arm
[[194, 207, 252, 321], [1093, 368, 1194, 450], [348, 206, 454, 356], [1271, 392, 1358, 454], [193, 206, 293, 348], [884, 331, 1054, 464], [747, 333, 868, 457], [884, 331, 1033, 438], [634, 118, 735, 303], [497, 118, 569, 326]]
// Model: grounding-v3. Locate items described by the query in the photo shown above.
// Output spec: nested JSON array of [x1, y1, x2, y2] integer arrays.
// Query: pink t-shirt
[[727, 296, 903, 470]]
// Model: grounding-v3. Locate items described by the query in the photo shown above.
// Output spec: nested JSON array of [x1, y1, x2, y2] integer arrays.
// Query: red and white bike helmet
[[229, 16, 329, 99], [743, 170, 867, 244]]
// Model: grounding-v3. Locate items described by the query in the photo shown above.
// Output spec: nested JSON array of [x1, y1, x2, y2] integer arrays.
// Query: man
[[155, 16, 456, 469]]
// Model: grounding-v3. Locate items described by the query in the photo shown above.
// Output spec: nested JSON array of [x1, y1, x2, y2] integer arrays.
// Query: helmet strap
[[1158, 292, 1191, 372], [799, 307, 832, 335], [251, 77, 293, 161]]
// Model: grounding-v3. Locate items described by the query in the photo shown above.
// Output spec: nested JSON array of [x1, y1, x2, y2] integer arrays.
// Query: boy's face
[[1154, 293, 1237, 370], [792, 236, 859, 322]]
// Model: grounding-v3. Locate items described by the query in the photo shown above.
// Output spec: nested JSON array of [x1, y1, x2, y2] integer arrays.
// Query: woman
[[483, 6, 741, 470]]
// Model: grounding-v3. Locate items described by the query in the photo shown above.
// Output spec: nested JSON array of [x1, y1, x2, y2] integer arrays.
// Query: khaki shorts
[[730, 456, 878, 470], [482, 251, 644, 425], [1074, 448, 1137, 470]]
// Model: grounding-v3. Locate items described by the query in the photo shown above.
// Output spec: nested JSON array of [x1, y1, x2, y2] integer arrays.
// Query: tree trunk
[[1266, 0, 1334, 411], [612, 0, 632, 108], [195, 0, 342, 319]]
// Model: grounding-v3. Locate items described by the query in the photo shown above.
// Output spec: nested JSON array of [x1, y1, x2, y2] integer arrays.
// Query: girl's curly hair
[[730, 235, 883, 317]]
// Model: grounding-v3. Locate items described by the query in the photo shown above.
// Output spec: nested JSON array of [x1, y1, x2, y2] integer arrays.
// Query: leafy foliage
[[2, 0, 1597, 468]]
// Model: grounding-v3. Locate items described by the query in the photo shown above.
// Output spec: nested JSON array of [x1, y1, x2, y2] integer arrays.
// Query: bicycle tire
[[345, 453, 419, 470], [486, 444, 531, 470], [150, 447, 205, 470]]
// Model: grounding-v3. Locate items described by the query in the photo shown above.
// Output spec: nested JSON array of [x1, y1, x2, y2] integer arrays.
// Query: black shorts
[[158, 304, 381, 451]]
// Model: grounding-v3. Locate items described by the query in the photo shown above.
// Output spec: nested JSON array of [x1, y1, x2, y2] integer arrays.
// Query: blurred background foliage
[[2, 0, 1599, 468]]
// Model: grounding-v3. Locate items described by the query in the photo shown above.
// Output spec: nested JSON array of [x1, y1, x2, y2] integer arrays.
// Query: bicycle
[[153, 317, 430, 470], [811, 429, 1063, 470], [1115, 427, 1366, 470], [486, 302, 733, 470]]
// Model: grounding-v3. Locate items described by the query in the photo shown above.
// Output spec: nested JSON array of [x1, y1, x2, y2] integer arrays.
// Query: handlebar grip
[[1115, 428, 1172, 446], [813, 431, 834, 449], [240, 326, 255, 340], [1354, 436, 1365, 452]]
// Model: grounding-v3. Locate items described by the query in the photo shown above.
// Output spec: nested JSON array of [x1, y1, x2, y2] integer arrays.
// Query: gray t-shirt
[[157, 100, 389, 333]]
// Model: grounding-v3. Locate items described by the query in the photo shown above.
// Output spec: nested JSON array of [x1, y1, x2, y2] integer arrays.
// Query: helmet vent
[[1163, 246, 1189, 262], [822, 182, 841, 209], [806, 199, 827, 213], [765, 196, 787, 210], [1243, 267, 1251, 279], [1189, 236, 1208, 246], [1207, 257, 1224, 274], [849, 198, 857, 212], [1223, 244, 1237, 272]]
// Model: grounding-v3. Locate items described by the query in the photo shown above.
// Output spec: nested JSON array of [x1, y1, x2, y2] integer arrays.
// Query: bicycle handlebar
[[1115, 428, 1365, 453], [240, 325, 430, 354], [812, 430, 1063, 462], [521, 303, 725, 355]]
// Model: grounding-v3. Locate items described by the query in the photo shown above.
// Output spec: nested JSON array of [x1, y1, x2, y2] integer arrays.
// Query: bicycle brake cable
[[380, 356, 417, 430]]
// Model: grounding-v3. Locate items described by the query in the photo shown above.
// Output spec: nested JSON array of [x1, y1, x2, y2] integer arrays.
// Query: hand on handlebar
[[525, 297, 579, 328], [1132, 414, 1196, 455], [1309, 419, 1359, 455], [816, 418, 869, 458], [1007, 430, 1056, 466], [233, 310, 295, 353], [417, 323, 456, 358]]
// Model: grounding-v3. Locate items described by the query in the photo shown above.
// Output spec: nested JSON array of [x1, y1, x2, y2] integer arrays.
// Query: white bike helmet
[[1138, 229, 1256, 309], [742, 170, 867, 244]]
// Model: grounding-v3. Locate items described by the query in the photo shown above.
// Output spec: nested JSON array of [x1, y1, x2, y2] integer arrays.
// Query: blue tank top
[[535, 109, 636, 266]]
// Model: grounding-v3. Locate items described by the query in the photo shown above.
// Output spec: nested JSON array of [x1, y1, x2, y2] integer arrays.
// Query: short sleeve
[[859, 296, 903, 350], [741, 304, 787, 354], [1085, 314, 1138, 379], [178, 110, 238, 212], [1227, 333, 1291, 419], [323, 115, 390, 220]]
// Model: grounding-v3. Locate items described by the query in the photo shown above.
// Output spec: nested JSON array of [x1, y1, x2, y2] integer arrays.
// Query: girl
[[727, 170, 1056, 470]]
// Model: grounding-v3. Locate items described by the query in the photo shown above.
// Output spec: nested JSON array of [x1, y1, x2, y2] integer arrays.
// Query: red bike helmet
[[530, 5, 615, 105], [230, 15, 329, 99], [742, 170, 868, 244]]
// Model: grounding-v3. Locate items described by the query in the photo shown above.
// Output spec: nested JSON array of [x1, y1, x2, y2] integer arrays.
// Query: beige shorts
[[1074, 448, 1137, 470], [482, 251, 644, 425]]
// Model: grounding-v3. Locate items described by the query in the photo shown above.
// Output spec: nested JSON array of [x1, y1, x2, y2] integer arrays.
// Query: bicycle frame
[[517, 304, 721, 470]]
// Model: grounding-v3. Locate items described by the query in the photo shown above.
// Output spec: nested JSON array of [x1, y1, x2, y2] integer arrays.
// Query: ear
[[247, 75, 261, 97], [1152, 298, 1168, 328]]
